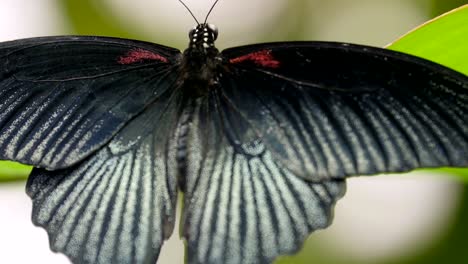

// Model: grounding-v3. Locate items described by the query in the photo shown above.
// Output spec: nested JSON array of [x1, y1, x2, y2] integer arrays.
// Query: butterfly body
[[179, 23, 220, 98], [0, 22, 467, 264]]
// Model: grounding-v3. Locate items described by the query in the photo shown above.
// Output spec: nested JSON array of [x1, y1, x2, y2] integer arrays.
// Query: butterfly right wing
[[0, 36, 180, 170], [181, 41, 468, 264], [26, 88, 182, 264]]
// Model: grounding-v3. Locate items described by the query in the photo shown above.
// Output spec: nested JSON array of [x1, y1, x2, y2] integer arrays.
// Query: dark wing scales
[[181, 91, 345, 264], [222, 42, 468, 181], [26, 89, 182, 264], [0, 36, 180, 169]]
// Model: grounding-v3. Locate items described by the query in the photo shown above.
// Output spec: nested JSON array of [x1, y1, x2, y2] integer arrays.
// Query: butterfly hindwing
[[25, 87, 182, 264], [181, 90, 346, 264], [222, 42, 468, 181], [0, 36, 180, 169]]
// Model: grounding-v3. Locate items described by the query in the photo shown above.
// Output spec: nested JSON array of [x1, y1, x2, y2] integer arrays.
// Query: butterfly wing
[[0, 36, 180, 169], [182, 41, 467, 264], [181, 88, 346, 264], [26, 88, 182, 264], [221, 41, 468, 181], [0, 35, 184, 263]]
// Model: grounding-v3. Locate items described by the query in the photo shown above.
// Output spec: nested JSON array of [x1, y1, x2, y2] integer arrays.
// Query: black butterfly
[[1, 1, 467, 263]]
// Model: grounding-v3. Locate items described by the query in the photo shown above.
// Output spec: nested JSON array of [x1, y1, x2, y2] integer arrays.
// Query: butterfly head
[[188, 23, 218, 52]]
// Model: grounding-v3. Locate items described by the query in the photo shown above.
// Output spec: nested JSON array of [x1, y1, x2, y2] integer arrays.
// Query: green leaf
[[0, 161, 31, 182], [387, 4, 468, 75], [415, 167, 468, 183]]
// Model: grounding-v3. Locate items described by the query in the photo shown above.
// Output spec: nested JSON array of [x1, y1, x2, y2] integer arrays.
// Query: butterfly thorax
[[179, 23, 220, 97]]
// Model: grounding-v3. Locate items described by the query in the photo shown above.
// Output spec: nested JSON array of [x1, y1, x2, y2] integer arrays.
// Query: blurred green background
[[0, 0, 467, 263]]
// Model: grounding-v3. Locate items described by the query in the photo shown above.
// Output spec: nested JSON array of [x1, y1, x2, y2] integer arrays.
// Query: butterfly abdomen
[[176, 100, 195, 191]]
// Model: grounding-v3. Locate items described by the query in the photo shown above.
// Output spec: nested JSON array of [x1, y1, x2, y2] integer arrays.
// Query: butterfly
[[0, 0, 467, 263]]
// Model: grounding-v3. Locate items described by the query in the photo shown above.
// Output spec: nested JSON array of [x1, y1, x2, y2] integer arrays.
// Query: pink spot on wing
[[229, 50, 280, 68], [118, 48, 168, 64]]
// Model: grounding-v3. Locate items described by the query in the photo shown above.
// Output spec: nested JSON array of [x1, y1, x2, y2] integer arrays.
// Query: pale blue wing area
[[26, 90, 182, 264]]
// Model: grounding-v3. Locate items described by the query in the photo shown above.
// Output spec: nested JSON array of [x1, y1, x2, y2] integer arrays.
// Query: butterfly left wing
[[220, 41, 468, 181], [26, 88, 182, 264]]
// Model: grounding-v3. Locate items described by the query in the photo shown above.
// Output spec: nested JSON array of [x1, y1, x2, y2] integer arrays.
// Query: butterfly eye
[[207, 23, 218, 40], [189, 26, 197, 40]]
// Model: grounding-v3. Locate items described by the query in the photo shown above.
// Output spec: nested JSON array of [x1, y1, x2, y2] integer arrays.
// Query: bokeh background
[[0, 0, 467, 263]]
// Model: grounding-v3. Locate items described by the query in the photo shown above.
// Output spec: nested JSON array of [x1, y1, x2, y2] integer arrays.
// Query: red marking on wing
[[229, 50, 280, 68], [118, 48, 168, 64]]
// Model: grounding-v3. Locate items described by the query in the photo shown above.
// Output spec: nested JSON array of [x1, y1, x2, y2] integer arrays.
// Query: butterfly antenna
[[178, 0, 200, 25], [204, 0, 220, 24]]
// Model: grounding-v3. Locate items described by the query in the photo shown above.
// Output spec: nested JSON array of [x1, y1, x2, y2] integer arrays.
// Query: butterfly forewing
[[222, 42, 468, 181], [0, 36, 180, 169]]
